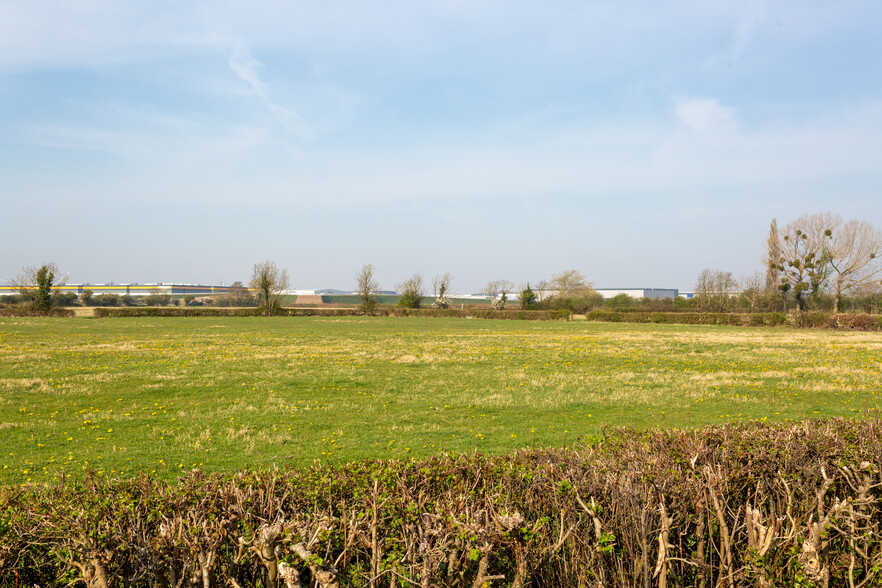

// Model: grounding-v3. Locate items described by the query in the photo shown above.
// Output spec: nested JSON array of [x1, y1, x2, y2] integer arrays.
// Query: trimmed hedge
[[3, 418, 882, 587], [64, 307, 882, 329], [388, 308, 558, 320], [93, 307, 262, 317], [825, 313, 882, 330], [793, 310, 830, 329], [92, 307, 561, 320], [586, 310, 880, 330], [0, 307, 74, 317]]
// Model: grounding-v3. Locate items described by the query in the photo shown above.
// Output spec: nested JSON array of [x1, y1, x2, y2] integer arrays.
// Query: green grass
[[1, 316, 881, 484]]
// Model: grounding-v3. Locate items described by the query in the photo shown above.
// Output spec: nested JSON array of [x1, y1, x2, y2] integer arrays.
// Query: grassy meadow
[[1, 316, 881, 485]]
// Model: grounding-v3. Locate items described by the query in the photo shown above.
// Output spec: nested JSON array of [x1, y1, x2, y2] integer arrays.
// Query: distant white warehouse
[[595, 288, 679, 300]]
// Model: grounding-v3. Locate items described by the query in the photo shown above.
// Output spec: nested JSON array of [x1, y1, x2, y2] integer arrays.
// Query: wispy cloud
[[228, 43, 312, 144], [228, 46, 268, 96], [728, 1, 768, 60], [672, 96, 738, 133]]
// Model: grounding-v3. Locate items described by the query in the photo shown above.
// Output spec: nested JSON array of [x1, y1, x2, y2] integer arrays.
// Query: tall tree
[[355, 264, 380, 314], [249, 260, 289, 316], [396, 273, 424, 308], [694, 268, 736, 312], [772, 215, 835, 311], [483, 280, 514, 309], [432, 273, 453, 309], [765, 219, 782, 294], [519, 283, 537, 310], [827, 219, 882, 312], [739, 271, 766, 312], [548, 269, 591, 298], [13, 263, 67, 312]]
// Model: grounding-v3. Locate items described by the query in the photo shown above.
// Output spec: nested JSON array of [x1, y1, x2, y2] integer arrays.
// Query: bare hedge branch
[[3, 418, 882, 587]]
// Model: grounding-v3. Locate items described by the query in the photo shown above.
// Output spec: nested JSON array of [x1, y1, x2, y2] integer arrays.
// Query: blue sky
[[2, 1, 881, 293]]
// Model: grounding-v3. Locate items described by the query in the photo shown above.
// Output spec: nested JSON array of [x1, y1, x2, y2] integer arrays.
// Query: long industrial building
[[594, 288, 679, 300], [0, 283, 233, 296], [3, 284, 686, 300]]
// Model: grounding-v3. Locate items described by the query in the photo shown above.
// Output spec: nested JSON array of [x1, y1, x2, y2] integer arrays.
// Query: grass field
[[1, 316, 881, 485]]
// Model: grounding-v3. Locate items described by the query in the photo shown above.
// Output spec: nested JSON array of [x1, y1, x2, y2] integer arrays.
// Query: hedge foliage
[[825, 313, 882, 330], [92, 307, 560, 320], [586, 310, 882, 330], [0, 307, 74, 317], [93, 307, 264, 318], [3, 418, 882, 587], [27, 307, 882, 330]]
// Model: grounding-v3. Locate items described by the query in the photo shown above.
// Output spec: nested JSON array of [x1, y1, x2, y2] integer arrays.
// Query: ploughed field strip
[[1, 316, 880, 484]]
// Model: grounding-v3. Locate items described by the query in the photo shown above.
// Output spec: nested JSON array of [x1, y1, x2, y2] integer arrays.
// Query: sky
[[2, 1, 881, 293]]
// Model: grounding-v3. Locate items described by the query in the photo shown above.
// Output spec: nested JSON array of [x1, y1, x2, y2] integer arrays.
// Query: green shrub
[[795, 311, 828, 328], [648, 312, 670, 323], [33, 265, 54, 311], [91, 293, 120, 307], [51, 291, 79, 307], [143, 293, 172, 306], [519, 284, 537, 310], [586, 310, 623, 322], [551, 309, 572, 320], [605, 293, 636, 309], [397, 290, 422, 309], [763, 312, 788, 326], [748, 313, 766, 326], [0, 294, 23, 305]]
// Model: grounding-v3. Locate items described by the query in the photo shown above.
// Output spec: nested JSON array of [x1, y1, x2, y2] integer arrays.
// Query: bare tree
[[250, 260, 290, 316], [694, 269, 737, 311], [548, 269, 591, 298], [827, 219, 882, 312], [482, 280, 514, 298], [852, 280, 882, 314], [431, 273, 453, 309], [13, 263, 67, 311], [396, 273, 424, 308], [694, 268, 712, 311], [355, 264, 380, 314], [739, 271, 765, 312], [533, 279, 551, 302], [229, 281, 256, 306], [483, 280, 513, 309]]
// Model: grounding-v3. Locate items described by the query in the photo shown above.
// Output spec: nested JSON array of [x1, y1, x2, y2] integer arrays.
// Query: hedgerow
[[91, 307, 560, 320], [2, 418, 882, 587], [825, 313, 882, 330], [0, 307, 74, 317], [586, 310, 880, 330], [46, 307, 882, 330]]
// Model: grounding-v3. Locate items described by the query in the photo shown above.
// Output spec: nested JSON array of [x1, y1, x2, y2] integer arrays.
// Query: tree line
[[7, 215, 881, 317], [695, 213, 882, 313]]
